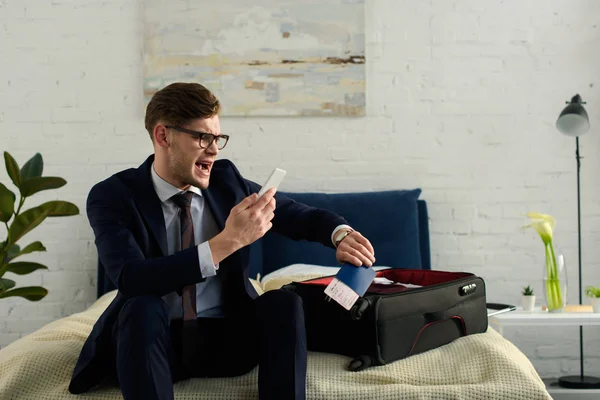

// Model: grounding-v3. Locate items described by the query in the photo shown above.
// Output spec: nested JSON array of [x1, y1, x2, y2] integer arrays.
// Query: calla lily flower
[[522, 212, 564, 312], [522, 212, 556, 244]]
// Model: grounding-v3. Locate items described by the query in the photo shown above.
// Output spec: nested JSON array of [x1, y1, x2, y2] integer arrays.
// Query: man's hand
[[225, 187, 277, 248], [335, 230, 376, 267], [209, 188, 276, 264]]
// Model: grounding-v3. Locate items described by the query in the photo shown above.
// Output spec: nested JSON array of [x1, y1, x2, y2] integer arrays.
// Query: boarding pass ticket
[[324, 278, 360, 310]]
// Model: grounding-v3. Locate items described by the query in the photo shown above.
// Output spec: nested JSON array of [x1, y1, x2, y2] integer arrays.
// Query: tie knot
[[171, 192, 194, 210]]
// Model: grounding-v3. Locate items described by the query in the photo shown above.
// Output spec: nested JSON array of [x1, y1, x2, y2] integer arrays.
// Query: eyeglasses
[[165, 125, 230, 150]]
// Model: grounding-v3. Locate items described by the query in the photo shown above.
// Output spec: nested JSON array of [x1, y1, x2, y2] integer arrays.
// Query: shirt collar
[[150, 162, 202, 203]]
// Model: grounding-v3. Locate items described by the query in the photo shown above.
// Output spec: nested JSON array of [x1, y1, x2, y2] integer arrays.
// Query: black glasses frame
[[165, 125, 230, 150]]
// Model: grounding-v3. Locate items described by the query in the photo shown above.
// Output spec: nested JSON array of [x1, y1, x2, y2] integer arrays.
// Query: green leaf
[[19, 177, 66, 198], [39, 200, 79, 217], [6, 262, 48, 275], [0, 286, 48, 301], [20, 153, 43, 180], [0, 278, 16, 291], [14, 241, 46, 259], [2, 244, 21, 265], [0, 182, 15, 223], [5, 244, 20, 262], [4, 152, 21, 188], [7, 205, 51, 246]]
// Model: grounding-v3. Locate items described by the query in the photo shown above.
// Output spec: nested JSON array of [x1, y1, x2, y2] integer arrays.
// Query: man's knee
[[118, 295, 169, 338], [259, 289, 304, 319]]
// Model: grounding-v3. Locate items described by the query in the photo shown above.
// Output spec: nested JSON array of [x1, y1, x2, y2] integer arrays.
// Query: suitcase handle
[[422, 314, 467, 335], [406, 316, 467, 357]]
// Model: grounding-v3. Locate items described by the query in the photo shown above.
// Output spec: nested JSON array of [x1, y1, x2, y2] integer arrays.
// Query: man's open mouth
[[195, 161, 212, 172]]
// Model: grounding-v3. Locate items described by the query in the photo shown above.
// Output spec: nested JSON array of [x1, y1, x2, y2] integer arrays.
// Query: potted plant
[[0, 151, 78, 302], [521, 285, 535, 312], [585, 286, 600, 313]]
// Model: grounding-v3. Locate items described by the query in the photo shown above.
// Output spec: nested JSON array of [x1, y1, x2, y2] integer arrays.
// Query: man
[[68, 82, 376, 400]]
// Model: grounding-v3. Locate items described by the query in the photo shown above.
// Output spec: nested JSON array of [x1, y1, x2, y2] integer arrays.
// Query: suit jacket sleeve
[[226, 161, 348, 248], [87, 180, 203, 298]]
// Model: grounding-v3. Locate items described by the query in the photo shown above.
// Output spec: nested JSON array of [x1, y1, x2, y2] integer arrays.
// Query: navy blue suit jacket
[[68, 154, 347, 394]]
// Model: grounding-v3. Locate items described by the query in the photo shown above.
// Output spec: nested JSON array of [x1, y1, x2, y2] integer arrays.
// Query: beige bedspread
[[0, 284, 551, 400]]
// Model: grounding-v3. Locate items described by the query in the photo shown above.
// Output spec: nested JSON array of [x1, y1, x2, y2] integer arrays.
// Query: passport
[[324, 264, 377, 310]]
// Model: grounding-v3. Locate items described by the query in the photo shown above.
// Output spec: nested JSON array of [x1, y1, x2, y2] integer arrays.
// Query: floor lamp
[[555, 94, 600, 389]]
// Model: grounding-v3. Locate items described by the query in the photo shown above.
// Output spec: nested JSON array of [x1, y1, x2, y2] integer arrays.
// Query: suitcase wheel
[[350, 298, 369, 320], [348, 355, 372, 372]]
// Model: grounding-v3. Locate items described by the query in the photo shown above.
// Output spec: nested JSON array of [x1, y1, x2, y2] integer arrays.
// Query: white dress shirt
[[150, 163, 224, 319]]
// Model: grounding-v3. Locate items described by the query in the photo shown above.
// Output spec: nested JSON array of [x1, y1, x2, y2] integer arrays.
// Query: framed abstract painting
[[143, 0, 366, 117]]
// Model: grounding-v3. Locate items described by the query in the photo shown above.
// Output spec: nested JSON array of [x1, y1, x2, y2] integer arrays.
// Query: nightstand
[[490, 307, 600, 400]]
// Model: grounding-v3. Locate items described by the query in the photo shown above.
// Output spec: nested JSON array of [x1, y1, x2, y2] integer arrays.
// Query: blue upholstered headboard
[[248, 189, 429, 278], [96, 190, 430, 298]]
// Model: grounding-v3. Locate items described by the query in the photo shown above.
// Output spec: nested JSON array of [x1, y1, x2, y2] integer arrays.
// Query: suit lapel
[[132, 155, 168, 256], [202, 184, 226, 231]]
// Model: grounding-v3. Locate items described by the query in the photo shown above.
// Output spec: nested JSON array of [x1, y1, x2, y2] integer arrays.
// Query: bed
[[0, 189, 552, 399]]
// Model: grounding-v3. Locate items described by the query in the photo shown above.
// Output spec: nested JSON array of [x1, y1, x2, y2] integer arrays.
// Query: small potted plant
[[521, 285, 535, 312], [585, 286, 600, 313]]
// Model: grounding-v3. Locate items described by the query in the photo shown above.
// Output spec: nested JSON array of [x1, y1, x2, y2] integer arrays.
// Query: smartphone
[[258, 168, 287, 198]]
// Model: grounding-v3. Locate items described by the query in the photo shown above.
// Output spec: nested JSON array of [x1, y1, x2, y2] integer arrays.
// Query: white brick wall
[[1, 0, 599, 379]]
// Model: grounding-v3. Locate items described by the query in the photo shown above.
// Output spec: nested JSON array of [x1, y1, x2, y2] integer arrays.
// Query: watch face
[[335, 230, 353, 246]]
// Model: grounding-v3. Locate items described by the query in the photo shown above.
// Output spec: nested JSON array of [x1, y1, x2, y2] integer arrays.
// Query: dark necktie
[[171, 192, 198, 369]]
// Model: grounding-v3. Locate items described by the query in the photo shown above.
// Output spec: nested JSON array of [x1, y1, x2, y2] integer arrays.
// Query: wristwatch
[[334, 229, 354, 248]]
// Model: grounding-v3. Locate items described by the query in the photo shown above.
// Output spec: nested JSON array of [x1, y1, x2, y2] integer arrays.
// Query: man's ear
[[153, 124, 170, 148]]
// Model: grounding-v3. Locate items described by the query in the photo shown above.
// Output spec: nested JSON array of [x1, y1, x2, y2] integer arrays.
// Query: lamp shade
[[556, 94, 590, 136]]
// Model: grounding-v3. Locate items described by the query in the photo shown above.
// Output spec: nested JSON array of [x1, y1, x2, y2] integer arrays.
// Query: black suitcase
[[282, 268, 488, 371]]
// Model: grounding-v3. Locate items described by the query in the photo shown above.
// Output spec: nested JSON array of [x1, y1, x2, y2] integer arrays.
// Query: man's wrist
[[208, 230, 241, 264]]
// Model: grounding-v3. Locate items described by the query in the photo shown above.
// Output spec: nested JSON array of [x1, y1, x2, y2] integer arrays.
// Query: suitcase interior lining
[[298, 269, 473, 295]]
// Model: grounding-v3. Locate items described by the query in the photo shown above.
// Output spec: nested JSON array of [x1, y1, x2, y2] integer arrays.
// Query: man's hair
[[144, 82, 221, 140]]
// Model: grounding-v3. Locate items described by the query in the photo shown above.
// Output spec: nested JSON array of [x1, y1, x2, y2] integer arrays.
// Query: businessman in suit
[[68, 82, 376, 400]]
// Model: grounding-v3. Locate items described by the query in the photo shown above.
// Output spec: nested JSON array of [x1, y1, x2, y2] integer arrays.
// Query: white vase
[[521, 295, 536, 312], [591, 297, 600, 313]]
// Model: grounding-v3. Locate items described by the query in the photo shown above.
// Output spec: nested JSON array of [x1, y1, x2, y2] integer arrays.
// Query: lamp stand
[[557, 137, 600, 389]]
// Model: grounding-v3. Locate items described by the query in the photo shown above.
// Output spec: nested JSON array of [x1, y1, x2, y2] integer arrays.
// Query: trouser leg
[[255, 289, 307, 400], [112, 295, 174, 400]]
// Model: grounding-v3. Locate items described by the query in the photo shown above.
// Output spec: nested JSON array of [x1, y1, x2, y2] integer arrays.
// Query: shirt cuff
[[331, 224, 353, 247], [197, 241, 218, 278]]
